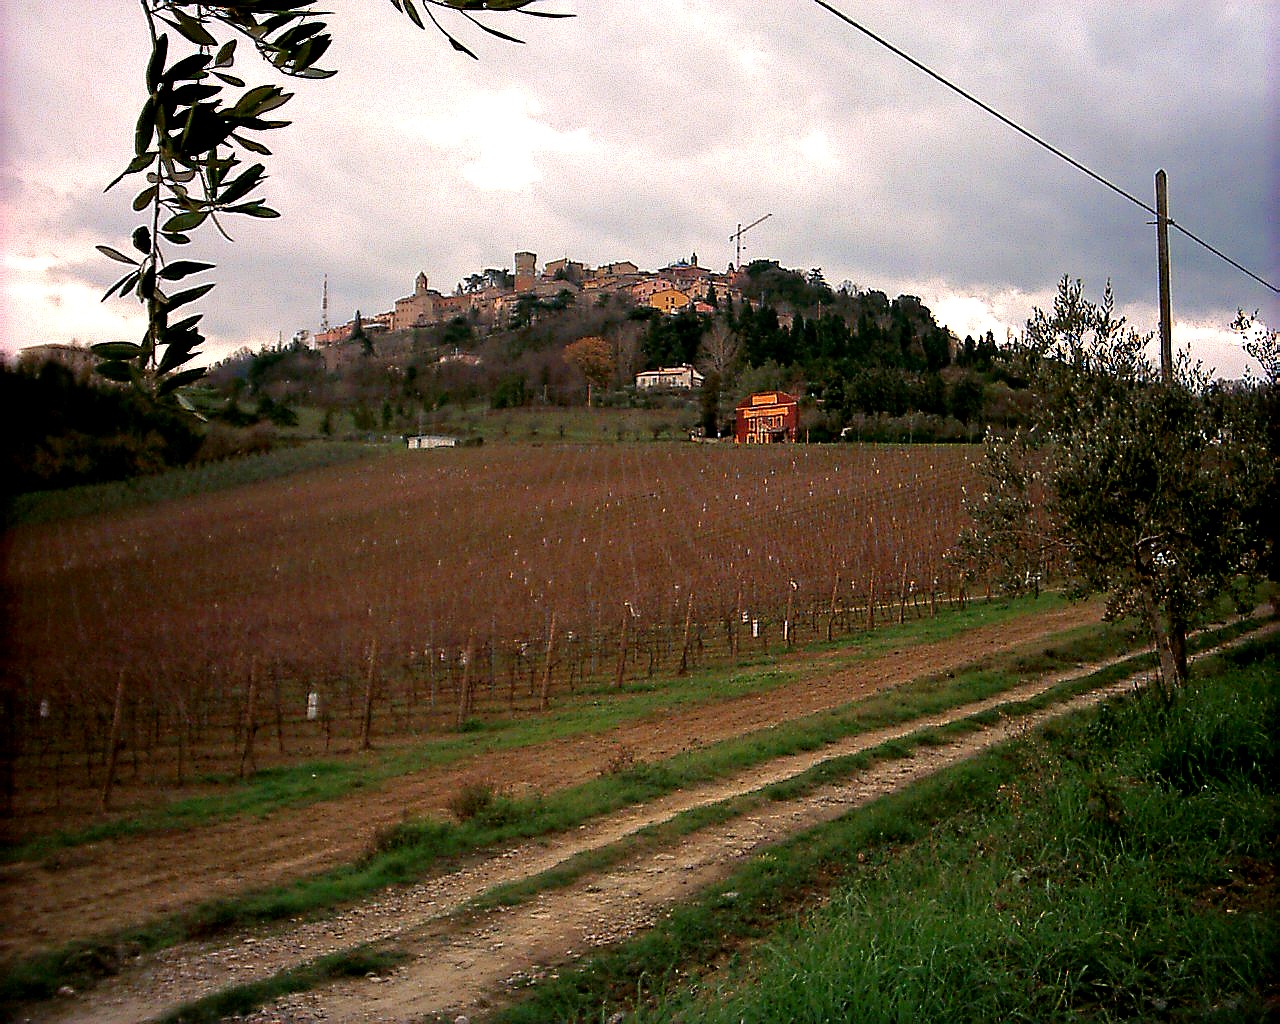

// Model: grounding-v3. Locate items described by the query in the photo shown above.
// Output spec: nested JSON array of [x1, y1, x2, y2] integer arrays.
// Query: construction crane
[[730, 213, 772, 269]]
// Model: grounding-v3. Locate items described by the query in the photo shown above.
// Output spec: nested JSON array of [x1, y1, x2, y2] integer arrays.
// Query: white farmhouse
[[635, 364, 705, 390]]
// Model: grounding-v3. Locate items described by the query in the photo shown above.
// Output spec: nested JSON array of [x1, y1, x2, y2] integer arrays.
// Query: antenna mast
[[320, 274, 331, 332], [730, 213, 773, 269]]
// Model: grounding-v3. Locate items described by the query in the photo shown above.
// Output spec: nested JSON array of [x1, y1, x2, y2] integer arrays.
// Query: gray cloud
[[2, 1, 1274, 369]]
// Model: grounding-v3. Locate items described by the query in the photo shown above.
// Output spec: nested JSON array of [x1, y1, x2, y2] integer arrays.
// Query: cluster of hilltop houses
[[311, 251, 749, 347], [311, 251, 805, 443]]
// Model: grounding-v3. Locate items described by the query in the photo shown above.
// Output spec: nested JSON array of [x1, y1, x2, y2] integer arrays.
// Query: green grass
[[154, 944, 405, 1024], [6, 440, 384, 526], [468, 638, 1182, 919], [493, 636, 1278, 1024], [403, 402, 698, 444]]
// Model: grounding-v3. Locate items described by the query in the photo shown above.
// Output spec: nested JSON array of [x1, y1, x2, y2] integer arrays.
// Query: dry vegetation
[[2, 443, 983, 816]]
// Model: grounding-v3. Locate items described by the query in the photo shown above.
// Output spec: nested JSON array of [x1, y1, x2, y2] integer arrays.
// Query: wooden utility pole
[[1156, 169, 1173, 383]]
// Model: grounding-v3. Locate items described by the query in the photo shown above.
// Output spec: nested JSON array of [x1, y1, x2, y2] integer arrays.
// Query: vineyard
[[1, 442, 986, 818]]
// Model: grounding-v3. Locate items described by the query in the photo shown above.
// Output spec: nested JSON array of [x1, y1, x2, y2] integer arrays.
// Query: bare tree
[[697, 319, 741, 379], [610, 322, 645, 386]]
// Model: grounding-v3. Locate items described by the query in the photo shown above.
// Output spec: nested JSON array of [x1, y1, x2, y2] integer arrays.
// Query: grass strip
[[3, 593, 1087, 864], [467, 644, 1167, 916], [491, 740, 1023, 1024], [153, 944, 406, 1024], [7, 441, 383, 527], [0, 616, 1255, 1012], [491, 635, 1279, 1024]]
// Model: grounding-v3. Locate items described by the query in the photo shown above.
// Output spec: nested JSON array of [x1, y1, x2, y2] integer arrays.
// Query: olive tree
[[958, 277, 1273, 695], [96, 0, 568, 409], [1229, 308, 1280, 593]]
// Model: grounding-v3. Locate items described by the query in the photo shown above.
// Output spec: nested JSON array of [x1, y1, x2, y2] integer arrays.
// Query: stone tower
[[514, 251, 537, 294]]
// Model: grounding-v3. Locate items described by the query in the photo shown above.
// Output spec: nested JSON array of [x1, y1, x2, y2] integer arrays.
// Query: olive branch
[[97, 0, 570, 411]]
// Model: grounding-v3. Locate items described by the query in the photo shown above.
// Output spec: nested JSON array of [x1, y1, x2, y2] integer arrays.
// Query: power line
[[810, 0, 1278, 295]]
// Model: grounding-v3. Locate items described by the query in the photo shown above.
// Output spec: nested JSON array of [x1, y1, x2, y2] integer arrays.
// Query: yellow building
[[648, 288, 691, 314]]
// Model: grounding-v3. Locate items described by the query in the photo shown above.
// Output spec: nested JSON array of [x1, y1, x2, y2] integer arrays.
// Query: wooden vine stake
[[539, 614, 557, 712], [273, 672, 286, 754], [98, 671, 126, 812], [678, 590, 695, 675], [827, 572, 840, 641], [456, 633, 476, 729], [732, 586, 742, 663], [785, 580, 796, 648], [0, 687, 16, 819], [239, 659, 258, 778], [360, 639, 378, 751], [175, 694, 189, 787], [614, 603, 631, 689]]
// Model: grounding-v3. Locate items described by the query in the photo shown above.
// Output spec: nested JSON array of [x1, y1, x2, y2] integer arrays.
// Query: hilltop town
[[309, 250, 746, 346]]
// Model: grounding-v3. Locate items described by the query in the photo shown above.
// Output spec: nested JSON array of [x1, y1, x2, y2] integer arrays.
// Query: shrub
[[602, 745, 639, 777], [448, 780, 498, 822]]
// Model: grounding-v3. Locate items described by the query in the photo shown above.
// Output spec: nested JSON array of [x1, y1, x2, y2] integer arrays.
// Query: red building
[[735, 391, 800, 443]]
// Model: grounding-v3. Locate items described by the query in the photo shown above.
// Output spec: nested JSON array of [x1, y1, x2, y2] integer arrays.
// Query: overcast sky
[[2, 1, 1276, 376]]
